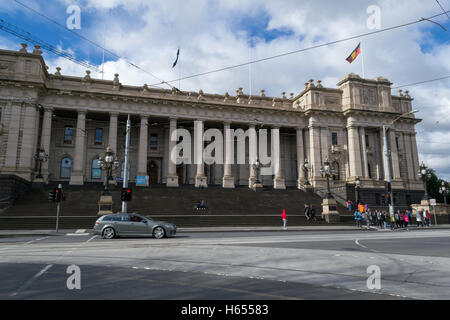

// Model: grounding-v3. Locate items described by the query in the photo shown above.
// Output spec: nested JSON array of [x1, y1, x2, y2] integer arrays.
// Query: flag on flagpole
[[346, 43, 361, 64], [172, 48, 180, 68]]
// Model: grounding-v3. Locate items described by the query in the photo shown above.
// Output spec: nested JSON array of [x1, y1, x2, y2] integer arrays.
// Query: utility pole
[[55, 183, 62, 233], [383, 125, 394, 217], [122, 115, 131, 213], [383, 110, 419, 218]]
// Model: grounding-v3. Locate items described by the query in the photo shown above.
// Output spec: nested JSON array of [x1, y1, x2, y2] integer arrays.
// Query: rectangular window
[[365, 134, 369, 148], [0, 106, 2, 122], [331, 132, 338, 146], [64, 126, 73, 144], [94, 128, 103, 145], [150, 133, 158, 151]]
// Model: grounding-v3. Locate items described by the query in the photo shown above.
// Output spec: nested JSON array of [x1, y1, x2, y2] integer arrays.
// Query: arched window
[[60, 157, 72, 178], [92, 158, 102, 179]]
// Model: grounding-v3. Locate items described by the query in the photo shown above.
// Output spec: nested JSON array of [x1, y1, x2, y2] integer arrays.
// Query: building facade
[[0, 44, 424, 207]]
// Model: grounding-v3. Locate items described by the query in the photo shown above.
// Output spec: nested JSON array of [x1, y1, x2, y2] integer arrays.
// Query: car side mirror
[[143, 220, 147, 224]]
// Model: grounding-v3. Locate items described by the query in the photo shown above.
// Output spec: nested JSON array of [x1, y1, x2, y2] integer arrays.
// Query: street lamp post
[[35, 147, 48, 179], [98, 146, 120, 196], [303, 158, 310, 186], [417, 161, 432, 201], [439, 181, 449, 205], [355, 177, 361, 205], [320, 158, 336, 199]]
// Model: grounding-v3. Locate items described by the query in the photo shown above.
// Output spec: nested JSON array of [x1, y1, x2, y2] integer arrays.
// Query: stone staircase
[[0, 184, 352, 229]]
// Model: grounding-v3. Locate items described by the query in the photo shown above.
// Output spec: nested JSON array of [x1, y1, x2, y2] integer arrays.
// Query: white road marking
[[24, 236, 50, 245], [10, 264, 54, 297], [66, 233, 90, 236]]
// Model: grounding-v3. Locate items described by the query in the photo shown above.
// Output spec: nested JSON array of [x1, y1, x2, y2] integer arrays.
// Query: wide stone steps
[[0, 184, 350, 229]]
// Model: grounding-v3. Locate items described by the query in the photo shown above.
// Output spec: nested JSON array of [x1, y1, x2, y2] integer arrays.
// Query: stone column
[[389, 130, 401, 180], [272, 127, 286, 189], [308, 123, 321, 179], [411, 133, 420, 181], [166, 118, 179, 187], [404, 133, 415, 181], [137, 115, 149, 185], [194, 120, 207, 188], [248, 124, 257, 187], [222, 122, 235, 188], [4, 102, 21, 171], [346, 118, 363, 179], [108, 112, 118, 153], [69, 110, 87, 185], [40, 107, 53, 182], [296, 127, 305, 188], [378, 128, 385, 180], [17, 104, 38, 180], [359, 127, 369, 178], [320, 127, 329, 164]]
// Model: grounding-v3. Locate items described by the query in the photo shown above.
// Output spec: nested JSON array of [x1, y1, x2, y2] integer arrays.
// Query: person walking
[[281, 209, 287, 230], [354, 210, 362, 228], [425, 210, 431, 227], [404, 212, 409, 230], [399, 211, 405, 228], [381, 211, 387, 230], [304, 204, 311, 221], [390, 213, 396, 230], [310, 204, 316, 221], [347, 200, 353, 212], [416, 209, 423, 227], [394, 211, 400, 229]]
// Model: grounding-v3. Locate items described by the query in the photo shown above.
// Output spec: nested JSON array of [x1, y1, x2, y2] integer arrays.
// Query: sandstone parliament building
[[0, 44, 425, 208]]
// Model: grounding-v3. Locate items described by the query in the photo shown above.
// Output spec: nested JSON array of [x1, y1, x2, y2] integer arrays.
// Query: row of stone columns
[[33, 109, 420, 187]]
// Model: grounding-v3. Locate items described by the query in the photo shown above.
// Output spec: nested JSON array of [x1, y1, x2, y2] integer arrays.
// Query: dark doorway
[[177, 165, 184, 185], [147, 160, 159, 184]]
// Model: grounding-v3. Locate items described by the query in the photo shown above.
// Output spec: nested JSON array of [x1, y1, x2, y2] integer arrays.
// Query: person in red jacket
[[281, 209, 287, 230]]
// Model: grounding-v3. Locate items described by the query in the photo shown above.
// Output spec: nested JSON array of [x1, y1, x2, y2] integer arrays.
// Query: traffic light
[[48, 188, 56, 202], [385, 193, 391, 205], [121, 187, 132, 201], [55, 188, 61, 202]]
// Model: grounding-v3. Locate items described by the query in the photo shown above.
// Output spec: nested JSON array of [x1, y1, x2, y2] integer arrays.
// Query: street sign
[[430, 199, 436, 206], [136, 175, 149, 186]]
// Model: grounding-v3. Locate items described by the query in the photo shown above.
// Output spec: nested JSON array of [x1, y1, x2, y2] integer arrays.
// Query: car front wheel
[[102, 227, 116, 239], [153, 226, 166, 239]]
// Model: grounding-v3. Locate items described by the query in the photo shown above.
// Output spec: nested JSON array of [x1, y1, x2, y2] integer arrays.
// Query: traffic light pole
[[55, 184, 62, 233], [122, 115, 131, 213], [383, 126, 394, 217]]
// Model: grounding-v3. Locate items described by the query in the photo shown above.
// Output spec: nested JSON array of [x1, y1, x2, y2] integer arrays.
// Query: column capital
[[223, 121, 232, 127], [77, 109, 87, 116], [43, 106, 54, 113], [109, 112, 119, 117]]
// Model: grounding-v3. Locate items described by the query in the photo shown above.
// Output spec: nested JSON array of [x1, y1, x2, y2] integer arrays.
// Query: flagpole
[[178, 47, 181, 91], [361, 41, 366, 79]]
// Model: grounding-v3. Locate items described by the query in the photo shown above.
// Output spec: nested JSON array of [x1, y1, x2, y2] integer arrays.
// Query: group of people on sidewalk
[[349, 199, 433, 230], [280, 204, 317, 230]]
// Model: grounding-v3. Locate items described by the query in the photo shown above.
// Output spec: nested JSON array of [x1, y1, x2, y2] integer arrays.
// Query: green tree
[[425, 168, 449, 204]]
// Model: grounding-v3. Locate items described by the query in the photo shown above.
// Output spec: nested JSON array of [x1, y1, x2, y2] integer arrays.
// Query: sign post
[[430, 199, 437, 226]]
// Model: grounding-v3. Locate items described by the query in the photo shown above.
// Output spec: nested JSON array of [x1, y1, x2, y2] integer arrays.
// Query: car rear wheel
[[102, 227, 116, 239], [153, 226, 166, 239]]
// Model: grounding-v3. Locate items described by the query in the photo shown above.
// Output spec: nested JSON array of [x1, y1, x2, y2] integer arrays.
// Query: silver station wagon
[[93, 213, 176, 239]]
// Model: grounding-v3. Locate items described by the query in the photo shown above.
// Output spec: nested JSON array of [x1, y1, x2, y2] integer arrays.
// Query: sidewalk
[[1, 225, 450, 237]]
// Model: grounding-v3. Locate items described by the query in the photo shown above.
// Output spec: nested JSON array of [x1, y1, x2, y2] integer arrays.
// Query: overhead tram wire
[[0, 18, 101, 72], [147, 10, 450, 87], [12, 0, 170, 90], [391, 75, 450, 89]]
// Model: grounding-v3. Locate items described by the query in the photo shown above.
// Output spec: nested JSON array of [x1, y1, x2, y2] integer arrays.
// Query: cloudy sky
[[1, 0, 449, 179]]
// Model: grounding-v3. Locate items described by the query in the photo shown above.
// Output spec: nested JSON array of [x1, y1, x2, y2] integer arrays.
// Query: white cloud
[[3, 0, 450, 178]]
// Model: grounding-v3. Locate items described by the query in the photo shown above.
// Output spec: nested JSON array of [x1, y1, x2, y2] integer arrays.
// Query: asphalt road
[[1, 229, 449, 300]]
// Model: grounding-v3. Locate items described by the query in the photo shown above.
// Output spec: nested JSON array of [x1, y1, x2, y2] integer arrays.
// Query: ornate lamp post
[[320, 158, 336, 199], [35, 147, 48, 179], [253, 158, 262, 184], [417, 161, 432, 201], [355, 177, 361, 205], [439, 181, 449, 205], [98, 146, 120, 195], [303, 158, 310, 186]]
